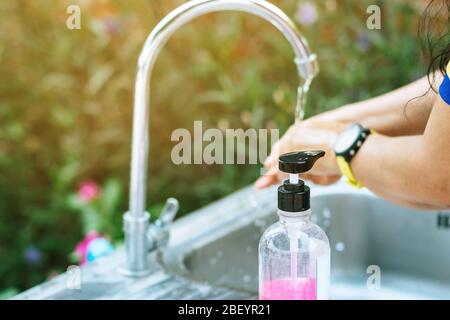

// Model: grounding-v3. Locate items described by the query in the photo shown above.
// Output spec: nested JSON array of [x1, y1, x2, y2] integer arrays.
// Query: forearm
[[316, 76, 439, 136], [350, 98, 450, 210], [351, 134, 435, 209]]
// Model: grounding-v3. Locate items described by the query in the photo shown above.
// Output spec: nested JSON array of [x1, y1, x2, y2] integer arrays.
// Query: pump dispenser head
[[278, 150, 325, 212]]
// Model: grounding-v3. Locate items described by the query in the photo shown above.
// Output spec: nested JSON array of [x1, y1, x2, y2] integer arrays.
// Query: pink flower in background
[[75, 231, 100, 265], [296, 2, 318, 26], [75, 231, 114, 265], [78, 180, 100, 203]]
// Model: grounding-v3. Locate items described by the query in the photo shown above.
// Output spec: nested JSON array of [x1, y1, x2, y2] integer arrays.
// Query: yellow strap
[[447, 61, 450, 76], [335, 128, 376, 189], [336, 156, 362, 189]]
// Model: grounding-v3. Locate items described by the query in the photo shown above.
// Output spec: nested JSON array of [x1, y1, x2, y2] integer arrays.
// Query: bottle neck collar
[[278, 209, 311, 222]]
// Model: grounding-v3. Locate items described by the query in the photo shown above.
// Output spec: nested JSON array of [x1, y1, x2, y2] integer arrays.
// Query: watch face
[[334, 124, 362, 154]]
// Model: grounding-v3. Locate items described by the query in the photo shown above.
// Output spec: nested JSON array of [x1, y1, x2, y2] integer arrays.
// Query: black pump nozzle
[[277, 150, 325, 212], [279, 150, 325, 174]]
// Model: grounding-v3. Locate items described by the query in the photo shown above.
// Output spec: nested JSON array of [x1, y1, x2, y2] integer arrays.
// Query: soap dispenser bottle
[[259, 150, 330, 300]]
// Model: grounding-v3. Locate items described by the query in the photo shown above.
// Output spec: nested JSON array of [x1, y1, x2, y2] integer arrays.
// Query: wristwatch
[[333, 123, 372, 188]]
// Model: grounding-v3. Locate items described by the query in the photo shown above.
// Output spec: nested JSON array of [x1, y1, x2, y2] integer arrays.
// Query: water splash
[[322, 208, 331, 219], [294, 78, 312, 123], [335, 242, 345, 252]]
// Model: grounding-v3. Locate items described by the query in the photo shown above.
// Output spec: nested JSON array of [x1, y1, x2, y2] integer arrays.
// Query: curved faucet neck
[[129, 0, 318, 218]]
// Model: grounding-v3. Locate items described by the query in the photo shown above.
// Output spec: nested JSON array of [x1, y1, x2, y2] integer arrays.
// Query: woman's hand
[[255, 117, 346, 188]]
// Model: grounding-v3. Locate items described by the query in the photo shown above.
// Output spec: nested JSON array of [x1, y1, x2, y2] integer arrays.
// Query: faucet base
[[118, 265, 152, 278], [121, 211, 151, 277]]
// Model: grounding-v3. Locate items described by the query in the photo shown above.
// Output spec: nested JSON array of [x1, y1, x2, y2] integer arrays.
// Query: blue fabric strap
[[440, 73, 450, 106]]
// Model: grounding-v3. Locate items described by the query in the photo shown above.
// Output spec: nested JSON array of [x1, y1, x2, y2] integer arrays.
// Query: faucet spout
[[121, 0, 319, 277]]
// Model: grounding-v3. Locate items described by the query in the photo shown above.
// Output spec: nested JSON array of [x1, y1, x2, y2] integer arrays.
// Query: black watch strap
[[334, 123, 371, 162]]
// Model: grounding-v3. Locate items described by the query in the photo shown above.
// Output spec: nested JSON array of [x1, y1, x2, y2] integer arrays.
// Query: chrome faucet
[[120, 0, 319, 277]]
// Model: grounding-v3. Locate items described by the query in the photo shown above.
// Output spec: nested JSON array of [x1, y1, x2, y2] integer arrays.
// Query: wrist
[[333, 123, 373, 188], [350, 133, 378, 187]]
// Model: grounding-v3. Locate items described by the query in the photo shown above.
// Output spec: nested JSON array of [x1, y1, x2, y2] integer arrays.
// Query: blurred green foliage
[[0, 0, 426, 295]]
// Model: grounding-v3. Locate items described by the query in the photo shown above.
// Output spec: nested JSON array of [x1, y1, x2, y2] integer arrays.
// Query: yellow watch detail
[[335, 128, 376, 189], [336, 156, 362, 189]]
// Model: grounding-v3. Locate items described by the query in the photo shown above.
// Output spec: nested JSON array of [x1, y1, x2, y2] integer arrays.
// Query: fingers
[[258, 136, 290, 189], [255, 166, 284, 189], [263, 130, 293, 168], [263, 148, 277, 168], [256, 166, 341, 189], [263, 140, 282, 168], [257, 122, 341, 189]]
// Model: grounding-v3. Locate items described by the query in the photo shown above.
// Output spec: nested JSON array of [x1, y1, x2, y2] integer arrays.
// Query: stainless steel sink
[[14, 180, 450, 300], [163, 181, 450, 299]]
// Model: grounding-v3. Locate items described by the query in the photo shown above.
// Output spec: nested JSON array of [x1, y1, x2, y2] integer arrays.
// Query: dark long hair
[[420, 0, 450, 86]]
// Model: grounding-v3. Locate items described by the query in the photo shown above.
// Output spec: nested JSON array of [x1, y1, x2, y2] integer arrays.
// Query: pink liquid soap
[[259, 278, 317, 300]]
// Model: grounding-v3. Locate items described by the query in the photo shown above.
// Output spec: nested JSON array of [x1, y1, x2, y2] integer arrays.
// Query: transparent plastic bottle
[[259, 151, 331, 300]]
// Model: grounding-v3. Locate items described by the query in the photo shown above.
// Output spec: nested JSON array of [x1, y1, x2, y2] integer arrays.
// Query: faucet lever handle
[[158, 197, 179, 226], [147, 198, 179, 252]]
